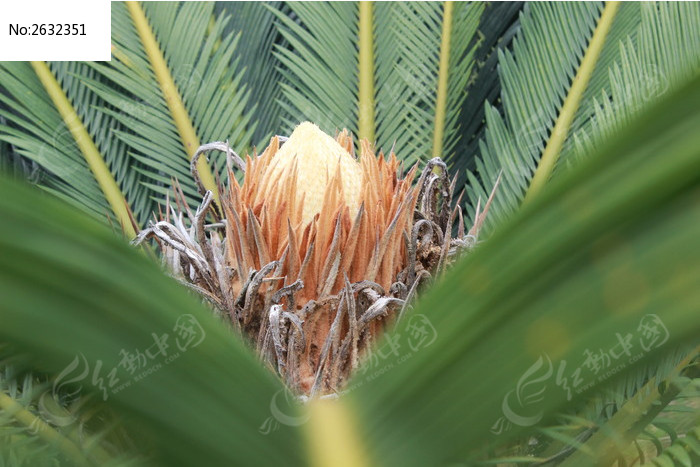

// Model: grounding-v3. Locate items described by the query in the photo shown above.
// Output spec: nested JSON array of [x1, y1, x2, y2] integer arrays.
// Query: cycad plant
[[1, 1, 699, 466]]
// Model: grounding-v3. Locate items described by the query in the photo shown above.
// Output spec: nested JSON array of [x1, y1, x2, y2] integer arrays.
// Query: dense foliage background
[[0, 2, 698, 466]]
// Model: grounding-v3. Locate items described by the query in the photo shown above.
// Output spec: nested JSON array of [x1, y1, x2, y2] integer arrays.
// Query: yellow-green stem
[[126, 1, 220, 203], [305, 398, 369, 467], [523, 1, 621, 203], [30, 61, 138, 239], [0, 392, 88, 466], [432, 1, 454, 158], [357, 1, 376, 143]]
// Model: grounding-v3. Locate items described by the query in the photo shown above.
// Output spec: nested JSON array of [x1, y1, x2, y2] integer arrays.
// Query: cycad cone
[[266, 122, 363, 225], [224, 121, 419, 393]]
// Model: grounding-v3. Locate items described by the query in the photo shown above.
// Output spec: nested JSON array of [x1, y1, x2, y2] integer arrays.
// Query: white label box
[[0, 0, 110, 61]]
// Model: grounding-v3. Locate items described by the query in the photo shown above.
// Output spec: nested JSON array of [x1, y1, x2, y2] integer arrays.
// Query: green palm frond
[[0, 62, 119, 226], [0, 174, 304, 466], [434, 2, 482, 160], [51, 61, 155, 226], [0, 367, 134, 466], [273, 2, 358, 134], [557, 352, 697, 466], [526, 347, 695, 465], [91, 1, 255, 208], [455, 1, 523, 174], [387, 2, 483, 161], [347, 72, 700, 465], [466, 2, 617, 232], [0, 2, 259, 229], [1, 371, 67, 466], [274, 1, 483, 163], [214, 1, 287, 146], [565, 2, 700, 166], [0, 121, 36, 182], [467, 1, 700, 235], [647, 424, 700, 467]]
